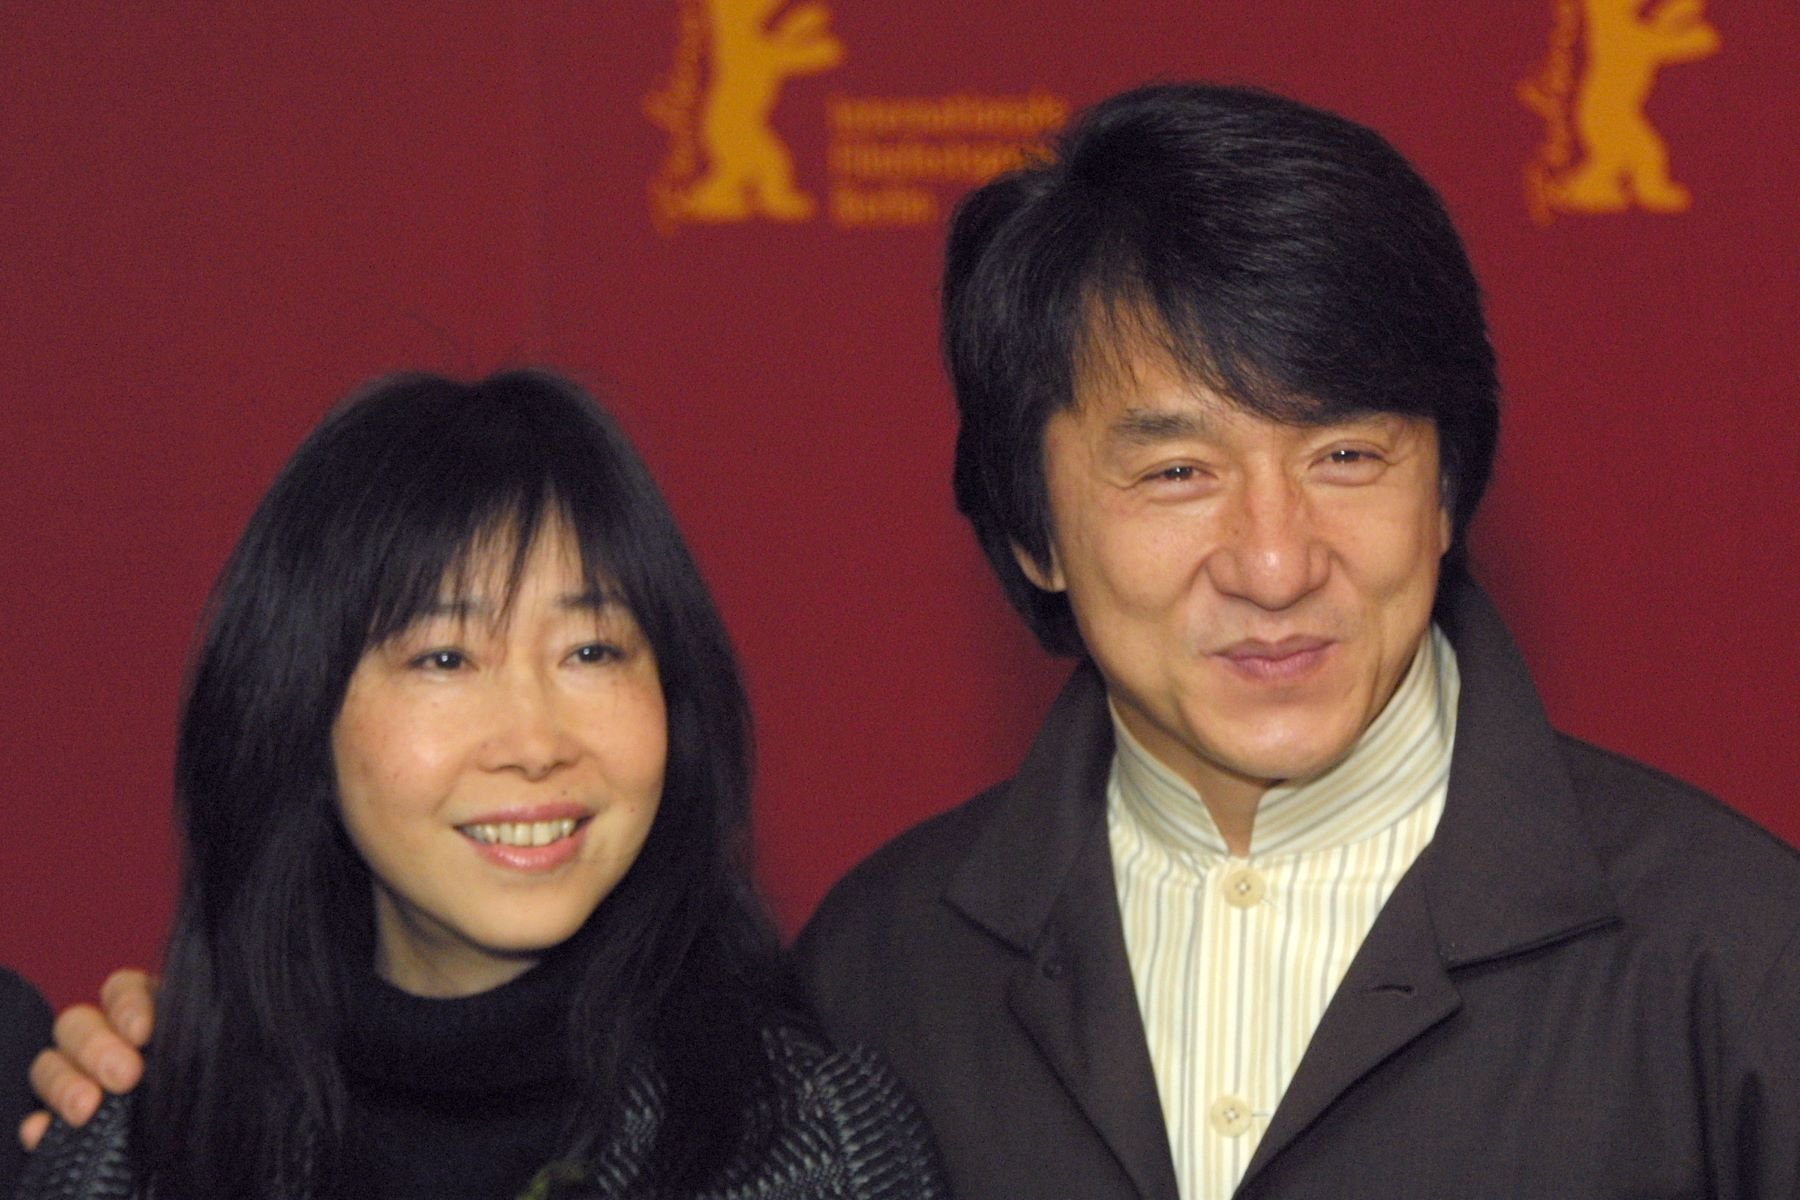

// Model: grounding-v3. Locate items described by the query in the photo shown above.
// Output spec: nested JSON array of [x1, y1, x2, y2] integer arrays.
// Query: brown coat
[[794, 580, 1800, 1199]]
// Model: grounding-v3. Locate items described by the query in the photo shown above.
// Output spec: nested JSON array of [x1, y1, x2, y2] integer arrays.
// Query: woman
[[20, 371, 942, 1199]]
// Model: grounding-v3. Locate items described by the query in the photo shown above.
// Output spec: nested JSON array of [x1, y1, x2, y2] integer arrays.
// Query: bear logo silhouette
[[1520, 0, 1720, 223], [646, 0, 844, 230]]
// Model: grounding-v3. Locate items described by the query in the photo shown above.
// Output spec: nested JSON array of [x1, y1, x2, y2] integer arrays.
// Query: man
[[1, 968, 52, 1194], [794, 83, 1799, 1198], [27, 84, 1800, 1197]]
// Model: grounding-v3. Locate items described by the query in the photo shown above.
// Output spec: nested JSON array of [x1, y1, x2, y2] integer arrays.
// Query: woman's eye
[[411, 649, 466, 671], [572, 643, 622, 665]]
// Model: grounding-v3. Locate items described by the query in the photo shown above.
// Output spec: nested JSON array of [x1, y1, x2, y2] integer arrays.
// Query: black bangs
[[284, 375, 621, 656]]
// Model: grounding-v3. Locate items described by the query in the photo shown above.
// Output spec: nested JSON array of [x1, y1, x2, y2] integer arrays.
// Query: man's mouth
[[1216, 636, 1334, 682]]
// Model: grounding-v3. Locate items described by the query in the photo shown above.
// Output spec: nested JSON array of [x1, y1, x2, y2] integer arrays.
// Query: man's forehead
[[1067, 362, 1408, 444], [1070, 309, 1289, 424], [1071, 301, 1194, 395], [1072, 320, 1232, 420], [1069, 322, 1430, 446]]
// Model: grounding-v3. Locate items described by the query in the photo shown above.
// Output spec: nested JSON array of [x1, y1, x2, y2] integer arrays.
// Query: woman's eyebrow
[[411, 585, 619, 623], [559, 587, 617, 613], [417, 597, 486, 620]]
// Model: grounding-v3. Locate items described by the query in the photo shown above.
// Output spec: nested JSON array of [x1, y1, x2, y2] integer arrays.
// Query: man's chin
[[1212, 732, 1361, 791]]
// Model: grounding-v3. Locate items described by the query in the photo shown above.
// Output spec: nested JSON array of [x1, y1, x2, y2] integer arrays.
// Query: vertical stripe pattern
[[1108, 626, 1459, 1199]]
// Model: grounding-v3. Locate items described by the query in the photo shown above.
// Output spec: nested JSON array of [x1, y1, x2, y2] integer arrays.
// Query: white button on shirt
[[1107, 626, 1459, 1200], [1207, 1095, 1254, 1137], [1219, 865, 1265, 908]]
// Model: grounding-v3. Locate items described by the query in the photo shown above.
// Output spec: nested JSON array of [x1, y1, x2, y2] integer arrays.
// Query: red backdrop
[[3, 2, 1794, 1008]]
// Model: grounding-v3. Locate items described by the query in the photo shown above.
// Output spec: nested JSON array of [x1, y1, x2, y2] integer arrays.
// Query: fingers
[[44, 1002, 143, 1106], [17, 1110, 50, 1153], [29, 1044, 101, 1129], [23, 970, 157, 1134], [98, 969, 156, 1046]]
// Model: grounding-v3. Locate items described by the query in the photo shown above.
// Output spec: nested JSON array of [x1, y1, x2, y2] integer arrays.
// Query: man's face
[[1019, 340, 1451, 806]]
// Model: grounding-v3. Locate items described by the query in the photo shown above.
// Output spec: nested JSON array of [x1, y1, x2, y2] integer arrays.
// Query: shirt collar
[[1109, 624, 1459, 862]]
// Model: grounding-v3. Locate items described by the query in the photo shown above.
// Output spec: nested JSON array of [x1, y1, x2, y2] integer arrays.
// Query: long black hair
[[138, 370, 797, 1196]]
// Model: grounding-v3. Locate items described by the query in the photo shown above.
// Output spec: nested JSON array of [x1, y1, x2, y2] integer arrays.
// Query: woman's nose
[[478, 673, 580, 779]]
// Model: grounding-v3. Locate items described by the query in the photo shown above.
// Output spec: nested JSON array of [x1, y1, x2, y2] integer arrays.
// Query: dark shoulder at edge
[[798, 778, 1009, 937], [1558, 731, 1800, 914]]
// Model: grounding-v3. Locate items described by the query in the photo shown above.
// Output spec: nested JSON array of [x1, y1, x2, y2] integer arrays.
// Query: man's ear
[[1011, 540, 1066, 593], [1436, 468, 1455, 557]]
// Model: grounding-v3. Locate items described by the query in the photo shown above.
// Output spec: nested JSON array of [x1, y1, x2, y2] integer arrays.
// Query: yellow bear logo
[[1520, 0, 1721, 224], [646, 0, 845, 231]]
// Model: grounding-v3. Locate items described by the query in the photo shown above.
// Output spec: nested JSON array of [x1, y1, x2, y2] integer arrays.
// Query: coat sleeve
[[13, 1093, 135, 1200], [0, 967, 53, 1196], [1722, 922, 1800, 1200]]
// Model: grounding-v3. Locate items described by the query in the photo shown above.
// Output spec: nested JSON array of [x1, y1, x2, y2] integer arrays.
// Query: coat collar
[[943, 576, 1618, 969], [944, 656, 1115, 956], [1417, 578, 1619, 967], [944, 656, 1180, 1199], [941, 576, 1619, 1196]]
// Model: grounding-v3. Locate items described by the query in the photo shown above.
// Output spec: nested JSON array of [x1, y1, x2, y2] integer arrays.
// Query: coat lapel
[[946, 665, 1181, 1200], [1238, 863, 1462, 1184], [1240, 580, 1620, 1189], [1006, 821, 1182, 1200]]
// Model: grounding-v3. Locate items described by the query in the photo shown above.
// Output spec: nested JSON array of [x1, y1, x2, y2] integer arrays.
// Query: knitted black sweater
[[18, 953, 944, 1200], [336, 950, 581, 1197]]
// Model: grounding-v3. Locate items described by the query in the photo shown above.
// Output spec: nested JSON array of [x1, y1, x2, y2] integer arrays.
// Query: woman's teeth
[[462, 818, 579, 847]]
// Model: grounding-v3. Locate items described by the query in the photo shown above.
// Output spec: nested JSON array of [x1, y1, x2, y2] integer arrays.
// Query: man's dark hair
[[945, 82, 1500, 655], [139, 370, 797, 1197]]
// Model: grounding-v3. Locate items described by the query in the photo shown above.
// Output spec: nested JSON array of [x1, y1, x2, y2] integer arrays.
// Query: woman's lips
[[1215, 636, 1334, 684], [456, 807, 591, 872]]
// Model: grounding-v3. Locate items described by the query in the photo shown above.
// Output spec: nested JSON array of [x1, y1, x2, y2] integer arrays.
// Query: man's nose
[[1206, 474, 1329, 610], [479, 672, 580, 780]]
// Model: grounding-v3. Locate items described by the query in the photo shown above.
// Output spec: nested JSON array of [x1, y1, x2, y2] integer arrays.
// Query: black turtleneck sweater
[[338, 949, 585, 1199], [18, 940, 951, 1200]]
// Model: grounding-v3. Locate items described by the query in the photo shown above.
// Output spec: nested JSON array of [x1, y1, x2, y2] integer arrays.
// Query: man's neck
[[1191, 771, 1267, 856]]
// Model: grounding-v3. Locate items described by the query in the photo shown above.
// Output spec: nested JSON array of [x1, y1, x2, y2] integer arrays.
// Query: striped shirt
[[1107, 625, 1459, 1199]]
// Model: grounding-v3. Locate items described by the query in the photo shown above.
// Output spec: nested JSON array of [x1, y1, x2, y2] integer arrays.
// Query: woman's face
[[331, 522, 666, 997]]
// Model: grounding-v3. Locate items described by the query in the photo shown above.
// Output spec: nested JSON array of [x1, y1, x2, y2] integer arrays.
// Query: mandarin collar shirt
[[1107, 626, 1458, 1199]]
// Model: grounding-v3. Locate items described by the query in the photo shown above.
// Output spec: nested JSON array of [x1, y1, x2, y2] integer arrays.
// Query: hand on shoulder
[[19, 970, 155, 1152]]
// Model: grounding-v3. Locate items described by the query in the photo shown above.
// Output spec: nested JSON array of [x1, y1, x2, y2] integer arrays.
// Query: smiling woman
[[19, 372, 943, 1200], [331, 522, 669, 1000]]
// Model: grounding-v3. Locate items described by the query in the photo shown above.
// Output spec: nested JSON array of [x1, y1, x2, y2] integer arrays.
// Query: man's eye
[[1320, 447, 1385, 478], [1150, 465, 1199, 483]]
